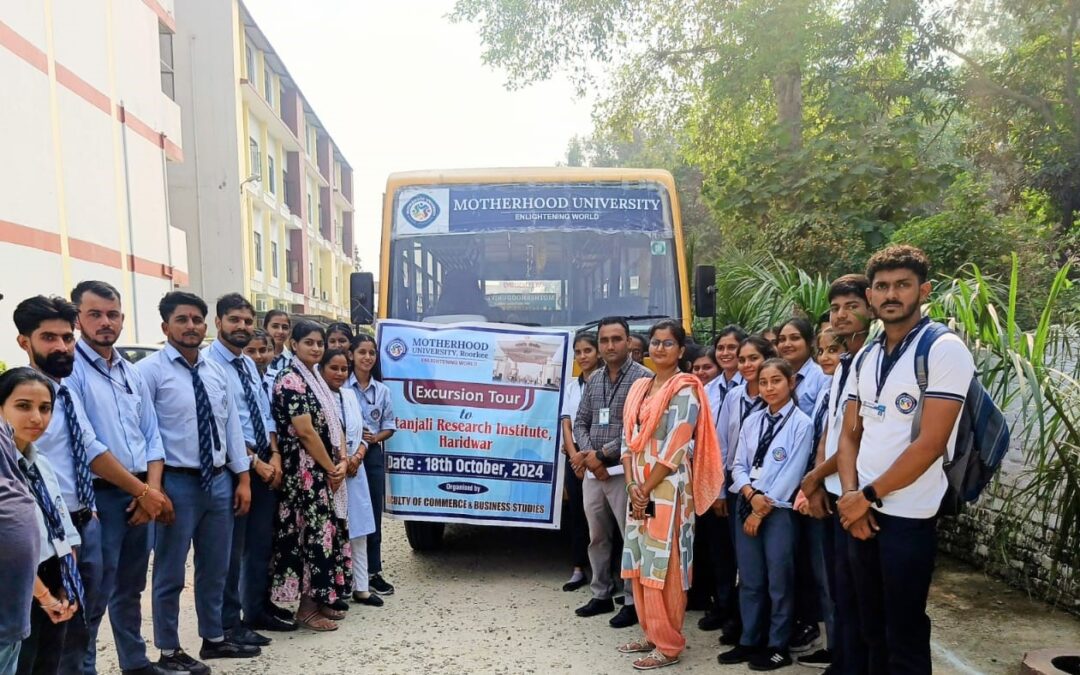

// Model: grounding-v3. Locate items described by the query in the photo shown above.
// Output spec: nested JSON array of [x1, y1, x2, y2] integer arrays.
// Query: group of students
[[559, 244, 975, 674], [0, 284, 399, 675]]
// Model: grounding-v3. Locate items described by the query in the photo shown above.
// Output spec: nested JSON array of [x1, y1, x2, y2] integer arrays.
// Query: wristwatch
[[861, 484, 883, 508]]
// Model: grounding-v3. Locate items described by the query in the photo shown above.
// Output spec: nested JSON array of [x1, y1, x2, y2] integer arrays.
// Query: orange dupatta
[[622, 372, 725, 515]]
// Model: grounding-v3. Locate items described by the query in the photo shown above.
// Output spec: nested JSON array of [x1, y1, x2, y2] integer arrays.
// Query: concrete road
[[95, 521, 1080, 674]]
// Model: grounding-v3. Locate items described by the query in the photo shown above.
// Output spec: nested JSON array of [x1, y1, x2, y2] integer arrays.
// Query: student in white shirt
[[836, 246, 973, 674], [720, 358, 813, 671], [776, 317, 828, 417], [712, 335, 778, 646], [799, 273, 874, 675], [559, 333, 600, 592]]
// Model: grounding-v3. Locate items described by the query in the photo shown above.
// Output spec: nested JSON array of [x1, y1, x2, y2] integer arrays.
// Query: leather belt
[[93, 471, 148, 491]]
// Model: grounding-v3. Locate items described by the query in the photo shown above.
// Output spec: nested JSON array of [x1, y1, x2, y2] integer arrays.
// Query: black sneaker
[[719, 619, 742, 646], [329, 598, 350, 612], [717, 645, 757, 665], [352, 591, 384, 607], [369, 573, 395, 596], [562, 575, 589, 592], [797, 648, 832, 669], [224, 625, 271, 647], [267, 602, 294, 621], [789, 622, 820, 653], [157, 649, 210, 674], [576, 597, 615, 617], [609, 605, 638, 628], [749, 648, 793, 671], [698, 611, 725, 631], [198, 639, 261, 660]]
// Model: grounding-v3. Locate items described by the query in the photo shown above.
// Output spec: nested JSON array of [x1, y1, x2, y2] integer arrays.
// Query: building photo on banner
[[378, 319, 571, 529]]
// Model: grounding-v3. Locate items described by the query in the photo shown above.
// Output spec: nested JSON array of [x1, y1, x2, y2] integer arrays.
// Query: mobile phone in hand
[[645, 501, 656, 518]]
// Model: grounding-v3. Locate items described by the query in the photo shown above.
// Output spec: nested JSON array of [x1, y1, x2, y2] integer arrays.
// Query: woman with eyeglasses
[[616, 320, 723, 670]]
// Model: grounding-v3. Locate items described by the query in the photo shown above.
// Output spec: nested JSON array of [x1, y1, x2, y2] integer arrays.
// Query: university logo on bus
[[386, 338, 409, 361], [402, 193, 440, 229]]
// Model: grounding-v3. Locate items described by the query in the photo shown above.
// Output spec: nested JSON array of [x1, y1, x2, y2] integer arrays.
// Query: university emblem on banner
[[386, 338, 408, 361], [402, 193, 440, 229]]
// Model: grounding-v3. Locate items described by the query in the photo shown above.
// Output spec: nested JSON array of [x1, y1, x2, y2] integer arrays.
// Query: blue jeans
[[152, 471, 234, 651], [848, 511, 937, 675], [364, 444, 385, 574], [223, 475, 278, 628], [62, 514, 102, 675], [0, 642, 20, 675], [735, 506, 796, 649], [827, 496, 869, 674], [86, 485, 153, 672]]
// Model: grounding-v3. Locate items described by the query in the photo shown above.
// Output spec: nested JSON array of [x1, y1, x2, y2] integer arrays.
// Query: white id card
[[599, 408, 611, 425], [860, 400, 887, 422]]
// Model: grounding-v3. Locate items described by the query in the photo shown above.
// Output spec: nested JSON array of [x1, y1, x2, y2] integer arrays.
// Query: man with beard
[[137, 292, 256, 674], [13, 295, 104, 673], [836, 246, 974, 674], [69, 280, 173, 675], [205, 294, 293, 643]]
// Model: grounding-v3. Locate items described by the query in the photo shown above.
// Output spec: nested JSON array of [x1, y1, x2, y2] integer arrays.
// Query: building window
[[267, 154, 276, 194], [309, 262, 315, 295], [159, 26, 175, 100], [254, 231, 263, 272], [249, 138, 261, 180], [264, 66, 273, 107], [271, 241, 279, 278], [246, 44, 255, 80], [307, 191, 313, 222]]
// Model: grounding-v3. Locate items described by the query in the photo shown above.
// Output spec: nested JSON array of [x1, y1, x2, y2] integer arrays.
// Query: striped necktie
[[21, 458, 85, 613], [55, 386, 96, 510], [188, 363, 221, 491], [232, 358, 270, 461]]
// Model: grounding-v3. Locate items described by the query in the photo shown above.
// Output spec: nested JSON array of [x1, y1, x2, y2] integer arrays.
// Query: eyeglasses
[[649, 338, 677, 350]]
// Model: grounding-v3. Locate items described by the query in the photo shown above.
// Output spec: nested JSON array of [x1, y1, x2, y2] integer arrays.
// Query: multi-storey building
[[168, 0, 355, 320], [0, 0, 188, 362]]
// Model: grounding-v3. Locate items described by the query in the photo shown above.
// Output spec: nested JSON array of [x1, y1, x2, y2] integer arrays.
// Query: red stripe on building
[[55, 62, 112, 115], [69, 237, 123, 268], [0, 219, 184, 283], [0, 20, 48, 73]]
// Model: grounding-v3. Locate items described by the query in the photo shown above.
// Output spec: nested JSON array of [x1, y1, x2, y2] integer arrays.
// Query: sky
[[243, 0, 596, 277]]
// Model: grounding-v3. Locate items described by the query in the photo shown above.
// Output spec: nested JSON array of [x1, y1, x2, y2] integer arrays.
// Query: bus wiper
[[493, 320, 542, 327], [581, 315, 677, 329]]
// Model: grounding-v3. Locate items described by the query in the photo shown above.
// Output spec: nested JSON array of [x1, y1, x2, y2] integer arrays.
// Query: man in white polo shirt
[[836, 245, 974, 675]]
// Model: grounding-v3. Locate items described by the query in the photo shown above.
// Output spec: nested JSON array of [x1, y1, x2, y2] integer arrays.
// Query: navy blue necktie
[[188, 363, 221, 491], [55, 386, 96, 510], [753, 413, 782, 469], [232, 358, 270, 461], [21, 458, 85, 614]]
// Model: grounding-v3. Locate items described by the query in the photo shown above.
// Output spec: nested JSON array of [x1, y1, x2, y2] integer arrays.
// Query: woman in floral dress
[[269, 321, 352, 631]]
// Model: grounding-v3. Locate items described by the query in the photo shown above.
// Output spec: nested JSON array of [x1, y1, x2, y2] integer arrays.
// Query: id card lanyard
[[862, 317, 928, 421], [599, 365, 628, 425]]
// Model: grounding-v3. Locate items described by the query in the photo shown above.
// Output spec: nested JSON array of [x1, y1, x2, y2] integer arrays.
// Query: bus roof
[[385, 167, 677, 191]]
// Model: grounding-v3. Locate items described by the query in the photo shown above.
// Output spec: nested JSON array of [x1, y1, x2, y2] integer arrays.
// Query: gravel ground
[[94, 520, 1080, 674]]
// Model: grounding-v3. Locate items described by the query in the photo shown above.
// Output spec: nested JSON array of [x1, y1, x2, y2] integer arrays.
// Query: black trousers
[[563, 457, 590, 569], [17, 559, 68, 675], [827, 496, 869, 674], [692, 508, 739, 617], [848, 511, 937, 675], [364, 443, 385, 574]]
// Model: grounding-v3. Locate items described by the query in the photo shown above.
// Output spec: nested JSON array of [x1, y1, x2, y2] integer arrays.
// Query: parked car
[[115, 344, 162, 364]]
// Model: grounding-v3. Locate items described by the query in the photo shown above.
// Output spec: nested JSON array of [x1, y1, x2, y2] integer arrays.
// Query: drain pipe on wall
[[119, 101, 140, 342]]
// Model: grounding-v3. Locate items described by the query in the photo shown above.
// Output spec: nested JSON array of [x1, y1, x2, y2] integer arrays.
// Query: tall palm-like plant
[[710, 255, 831, 332], [928, 256, 1079, 593]]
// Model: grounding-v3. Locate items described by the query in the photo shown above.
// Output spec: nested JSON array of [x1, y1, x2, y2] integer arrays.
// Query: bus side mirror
[[694, 265, 716, 318], [350, 272, 375, 325]]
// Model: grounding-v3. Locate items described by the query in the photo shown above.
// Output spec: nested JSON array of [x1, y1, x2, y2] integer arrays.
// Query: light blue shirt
[[346, 376, 396, 434], [729, 400, 813, 508], [204, 340, 276, 449], [69, 342, 165, 475], [705, 371, 744, 426], [794, 359, 828, 417], [36, 375, 97, 511], [136, 344, 249, 474], [715, 384, 764, 471], [19, 441, 81, 564]]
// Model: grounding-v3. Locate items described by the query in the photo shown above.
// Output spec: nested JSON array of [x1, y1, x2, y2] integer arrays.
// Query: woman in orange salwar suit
[[617, 320, 724, 670]]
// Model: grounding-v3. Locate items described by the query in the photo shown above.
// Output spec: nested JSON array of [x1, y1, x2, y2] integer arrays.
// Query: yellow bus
[[368, 167, 693, 335]]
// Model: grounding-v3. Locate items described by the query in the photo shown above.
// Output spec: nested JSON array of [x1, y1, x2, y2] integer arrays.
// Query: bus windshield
[[386, 181, 680, 329]]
